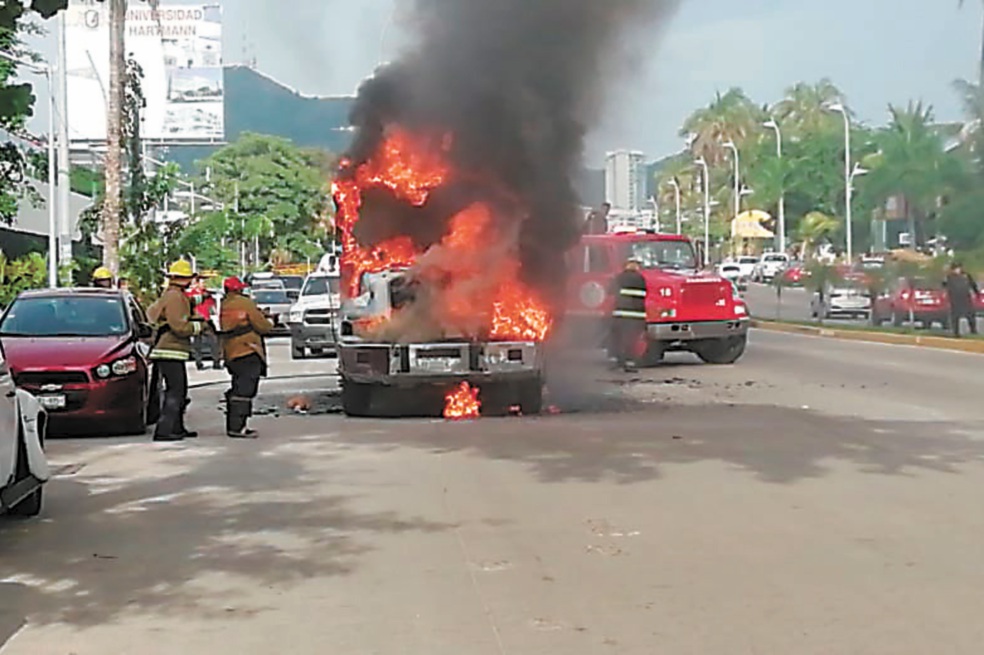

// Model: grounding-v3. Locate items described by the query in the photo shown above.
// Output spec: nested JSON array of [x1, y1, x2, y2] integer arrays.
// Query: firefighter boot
[[177, 397, 198, 438], [227, 397, 258, 439]]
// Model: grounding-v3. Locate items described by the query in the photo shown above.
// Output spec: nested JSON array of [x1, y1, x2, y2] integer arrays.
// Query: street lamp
[[648, 196, 660, 232], [694, 157, 710, 266], [722, 141, 741, 224], [763, 119, 786, 254], [825, 102, 854, 263], [666, 177, 682, 235], [0, 50, 57, 287]]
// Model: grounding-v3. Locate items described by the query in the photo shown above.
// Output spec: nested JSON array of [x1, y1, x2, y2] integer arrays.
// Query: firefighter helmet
[[167, 260, 195, 278], [92, 266, 113, 281]]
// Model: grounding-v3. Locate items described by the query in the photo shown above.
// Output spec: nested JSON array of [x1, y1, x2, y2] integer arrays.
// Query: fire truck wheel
[[341, 381, 374, 417], [693, 335, 747, 365]]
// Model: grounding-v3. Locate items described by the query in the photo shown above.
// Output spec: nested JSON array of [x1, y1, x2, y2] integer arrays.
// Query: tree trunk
[[102, 0, 126, 274]]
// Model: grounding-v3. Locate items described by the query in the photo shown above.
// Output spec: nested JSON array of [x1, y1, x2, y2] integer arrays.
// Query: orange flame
[[332, 126, 553, 342], [444, 382, 481, 420]]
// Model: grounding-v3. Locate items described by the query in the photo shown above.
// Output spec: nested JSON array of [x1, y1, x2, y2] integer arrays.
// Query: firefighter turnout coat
[[147, 285, 204, 361], [219, 292, 275, 364]]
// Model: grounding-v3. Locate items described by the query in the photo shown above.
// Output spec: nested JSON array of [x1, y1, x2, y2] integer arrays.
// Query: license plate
[[39, 394, 66, 410]]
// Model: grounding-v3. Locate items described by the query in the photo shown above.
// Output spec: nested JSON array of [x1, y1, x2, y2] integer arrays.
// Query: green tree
[[861, 102, 965, 250], [197, 133, 332, 264], [680, 88, 765, 167], [0, 250, 47, 307], [773, 79, 844, 136], [797, 211, 840, 260]]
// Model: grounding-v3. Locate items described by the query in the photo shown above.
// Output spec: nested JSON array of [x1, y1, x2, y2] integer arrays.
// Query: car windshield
[[0, 295, 129, 337], [738, 257, 758, 264], [909, 278, 942, 291], [763, 254, 787, 262], [253, 290, 290, 304], [278, 276, 304, 290], [302, 276, 340, 296], [627, 241, 696, 270]]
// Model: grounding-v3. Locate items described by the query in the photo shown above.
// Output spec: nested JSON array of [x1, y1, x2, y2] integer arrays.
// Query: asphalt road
[[3, 335, 984, 654]]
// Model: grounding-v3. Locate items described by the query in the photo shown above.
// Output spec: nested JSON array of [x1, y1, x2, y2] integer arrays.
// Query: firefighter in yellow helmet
[[91, 266, 114, 289], [146, 260, 208, 441]]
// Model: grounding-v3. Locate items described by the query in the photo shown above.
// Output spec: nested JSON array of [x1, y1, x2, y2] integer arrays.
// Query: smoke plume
[[340, 0, 679, 318]]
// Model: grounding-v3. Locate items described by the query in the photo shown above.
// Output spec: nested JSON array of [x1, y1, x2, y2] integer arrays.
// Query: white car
[[735, 256, 759, 279], [717, 262, 747, 291], [0, 344, 49, 517], [810, 281, 872, 320], [753, 253, 790, 282]]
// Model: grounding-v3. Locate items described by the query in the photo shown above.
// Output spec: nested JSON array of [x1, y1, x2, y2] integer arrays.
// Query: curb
[[750, 319, 984, 355]]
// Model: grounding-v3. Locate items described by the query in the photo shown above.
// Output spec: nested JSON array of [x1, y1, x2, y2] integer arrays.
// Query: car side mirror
[[136, 323, 154, 339]]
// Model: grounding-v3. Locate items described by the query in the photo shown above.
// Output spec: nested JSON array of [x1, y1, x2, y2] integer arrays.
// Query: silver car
[[252, 288, 293, 336], [810, 281, 871, 320]]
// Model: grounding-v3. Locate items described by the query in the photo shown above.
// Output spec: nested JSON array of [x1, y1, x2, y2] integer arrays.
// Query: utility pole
[[56, 11, 72, 283], [102, 0, 126, 274]]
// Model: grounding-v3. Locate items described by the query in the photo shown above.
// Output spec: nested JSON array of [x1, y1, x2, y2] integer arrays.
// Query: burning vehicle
[[327, 0, 679, 418]]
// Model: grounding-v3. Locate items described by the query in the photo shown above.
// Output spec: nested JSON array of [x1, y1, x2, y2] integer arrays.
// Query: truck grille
[[15, 371, 90, 386], [682, 283, 726, 305], [304, 309, 336, 325]]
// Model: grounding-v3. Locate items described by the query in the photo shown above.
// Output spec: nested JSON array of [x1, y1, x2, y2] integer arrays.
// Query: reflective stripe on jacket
[[611, 269, 648, 320], [147, 285, 202, 361]]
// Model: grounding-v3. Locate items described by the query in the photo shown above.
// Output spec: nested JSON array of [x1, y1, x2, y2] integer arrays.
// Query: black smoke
[[340, 0, 680, 306]]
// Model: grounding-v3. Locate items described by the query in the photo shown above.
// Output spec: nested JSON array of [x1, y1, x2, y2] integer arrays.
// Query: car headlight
[[96, 364, 111, 379], [289, 310, 303, 323], [112, 356, 138, 376]]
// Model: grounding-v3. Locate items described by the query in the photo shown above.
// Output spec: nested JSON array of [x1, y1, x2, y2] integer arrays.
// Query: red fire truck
[[565, 230, 750, 365]]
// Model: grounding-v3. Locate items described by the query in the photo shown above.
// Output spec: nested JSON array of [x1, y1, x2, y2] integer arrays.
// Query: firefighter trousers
[[611, 317, 646, 367], [153, 360, 189, 438]]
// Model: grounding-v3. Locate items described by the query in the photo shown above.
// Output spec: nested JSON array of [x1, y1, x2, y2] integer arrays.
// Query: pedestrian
[[91, 266, 114, 289], [584, 202, 611, 235], [610, 258, 648, 372], [147, 260, 208, 442], [187, 277, 221, 370], [219, 276, 274, 439], [944, 261, 979, 338]]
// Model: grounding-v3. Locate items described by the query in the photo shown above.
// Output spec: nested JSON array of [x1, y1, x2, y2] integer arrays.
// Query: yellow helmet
[[167, 260, 195, 278], [92, 266, 113, 281]]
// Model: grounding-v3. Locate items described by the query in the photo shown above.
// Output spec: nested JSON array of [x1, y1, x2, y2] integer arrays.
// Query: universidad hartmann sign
[[65, 0, 224, 143]]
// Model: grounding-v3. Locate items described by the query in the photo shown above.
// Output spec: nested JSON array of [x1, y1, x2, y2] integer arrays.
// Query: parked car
[[277, 275, 305, 302], [753, 253, 790, 282], [810, 278, 871, 320], [717, 262, 747, 291], [253, 288, 293, 336], [0, 345, 48, 517], [735, 256, 759, 279], [0, 289, 158, 436], [871, 277, 951, 329], [288, 271, 341, 359]]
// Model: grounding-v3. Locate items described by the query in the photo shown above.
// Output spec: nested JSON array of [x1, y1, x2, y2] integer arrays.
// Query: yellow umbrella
[[732, 210, 775, 239]]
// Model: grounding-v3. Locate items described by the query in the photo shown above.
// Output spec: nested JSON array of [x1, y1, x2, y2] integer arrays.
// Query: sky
[[24, 0, 984, 165]]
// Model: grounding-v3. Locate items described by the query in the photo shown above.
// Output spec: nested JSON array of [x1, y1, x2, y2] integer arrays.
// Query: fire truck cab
[[566, 230, 750, 365]]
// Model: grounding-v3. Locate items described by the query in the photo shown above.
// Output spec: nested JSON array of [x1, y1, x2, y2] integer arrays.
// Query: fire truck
[[565, 230, 750, 365]]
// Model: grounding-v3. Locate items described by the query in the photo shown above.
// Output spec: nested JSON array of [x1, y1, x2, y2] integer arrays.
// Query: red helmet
[[223, 276, 247, 293]]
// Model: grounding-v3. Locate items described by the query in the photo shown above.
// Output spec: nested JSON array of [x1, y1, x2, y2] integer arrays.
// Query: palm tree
[[773, 79, 844, 135], [863, 102, 964, 249], [958, 0, 984, 85], [679, 88, 764, 167], [797, 211, 840, 261]]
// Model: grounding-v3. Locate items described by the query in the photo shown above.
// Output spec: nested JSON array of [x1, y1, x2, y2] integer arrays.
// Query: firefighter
[[147, 260, 207, 442], [91, 266, 114, 289], [610, 257, 648, 372], [944, 261, 980, 337], [187, 276, 222, 370], [219, 276, 274, 439]]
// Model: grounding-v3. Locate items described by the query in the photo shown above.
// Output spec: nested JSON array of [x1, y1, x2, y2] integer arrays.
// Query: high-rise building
[[604, 150, 647, 213]]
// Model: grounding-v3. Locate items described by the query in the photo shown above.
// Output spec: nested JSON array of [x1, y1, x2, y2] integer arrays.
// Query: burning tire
[[692, 335, 747, 365]]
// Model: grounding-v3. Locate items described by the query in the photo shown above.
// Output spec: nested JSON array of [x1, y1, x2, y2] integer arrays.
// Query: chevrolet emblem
[[40, 384, 63, 392]]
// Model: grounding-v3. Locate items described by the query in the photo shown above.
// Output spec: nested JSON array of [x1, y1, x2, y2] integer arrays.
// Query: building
[[604, 150, 647, 213]]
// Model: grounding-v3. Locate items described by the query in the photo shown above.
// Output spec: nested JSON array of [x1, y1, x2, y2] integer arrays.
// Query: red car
[[871, 277, 951, 329], [0, 289, 158, 435], [781, 264, 807, 286]]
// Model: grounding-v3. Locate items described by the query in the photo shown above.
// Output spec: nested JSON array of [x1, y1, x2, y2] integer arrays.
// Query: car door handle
[[4, 391, 14, 398]]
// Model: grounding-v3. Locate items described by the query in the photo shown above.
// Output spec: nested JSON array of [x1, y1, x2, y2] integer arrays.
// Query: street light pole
[[826, 103, 853, 264], [695, 158, 710, 266], [667, 178, 682, 235], [723, 142, 740, 227], [763, 119, 785, 254], [56, 11, 72, 281], [0, 51, 57, 286]]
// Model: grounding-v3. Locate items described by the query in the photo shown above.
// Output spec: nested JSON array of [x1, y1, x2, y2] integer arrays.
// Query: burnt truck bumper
[[647, 318, 750, 342], [338, 340, 544, 386]]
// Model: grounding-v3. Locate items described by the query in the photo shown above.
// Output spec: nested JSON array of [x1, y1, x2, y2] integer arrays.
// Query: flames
[[331, 127, 552, 342], [444, 382, 481, 420]]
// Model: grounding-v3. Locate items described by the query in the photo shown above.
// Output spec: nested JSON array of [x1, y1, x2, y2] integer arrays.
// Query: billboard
[[65, 0, 224, 143]]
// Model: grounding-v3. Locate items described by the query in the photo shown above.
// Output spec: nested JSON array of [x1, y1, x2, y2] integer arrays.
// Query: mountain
[[164, 65, 355, 171]]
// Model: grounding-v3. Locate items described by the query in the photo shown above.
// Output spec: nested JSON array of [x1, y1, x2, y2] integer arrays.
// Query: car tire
[[341, 381, 374, 417], [291, 343, 307, 360], [10, 425, 42, 518], [693, 335, 747, 365]]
